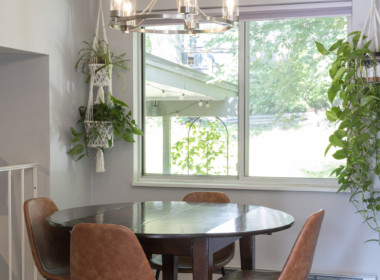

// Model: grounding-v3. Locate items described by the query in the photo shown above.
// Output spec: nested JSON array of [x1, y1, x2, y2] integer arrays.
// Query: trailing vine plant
[[316, 31, 380, 243], [68, 94, 143, 161]]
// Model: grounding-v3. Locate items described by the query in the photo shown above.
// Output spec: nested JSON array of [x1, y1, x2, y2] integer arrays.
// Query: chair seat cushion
[[218, 270, 281, 280]]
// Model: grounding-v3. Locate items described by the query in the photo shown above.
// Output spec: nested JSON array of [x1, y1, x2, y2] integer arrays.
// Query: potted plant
[[363, 51, 380, 83], [75, 39, 129, 88], [316, 31, 380, 243], [68, 93, 143, 161]]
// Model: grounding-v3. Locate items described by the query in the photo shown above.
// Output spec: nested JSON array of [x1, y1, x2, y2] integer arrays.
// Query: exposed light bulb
[[198, 100, 203, 107], [205, 101, 210, 108], [111, 0, 122, 10], [162, 90, 167, 97], [123, 1, 133, 16], [226, 0, 234, 16], [179, 93, 185, 100], [223, 0, 238, 20]]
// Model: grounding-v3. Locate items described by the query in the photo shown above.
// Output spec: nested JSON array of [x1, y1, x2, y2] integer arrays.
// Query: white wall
[[92, 0, 380, 278], [0, 0, 94, 278], [0, 0, 93, 209]]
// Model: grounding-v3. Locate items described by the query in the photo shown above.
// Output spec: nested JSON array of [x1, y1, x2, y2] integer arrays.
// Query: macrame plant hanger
[[85, 0, 114, 172], [358, 0, 380, 82]]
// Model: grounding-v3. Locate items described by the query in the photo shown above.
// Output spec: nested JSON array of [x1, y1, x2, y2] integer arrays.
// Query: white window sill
[[133, 175, 340, 192]]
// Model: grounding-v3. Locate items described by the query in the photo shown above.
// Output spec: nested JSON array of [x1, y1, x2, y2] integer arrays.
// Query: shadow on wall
[[0, 157, 8, 215], [50, 0, 91, 174], [0, 255, 12, 279]]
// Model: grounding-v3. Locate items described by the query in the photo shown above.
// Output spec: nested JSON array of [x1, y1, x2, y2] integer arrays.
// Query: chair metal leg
[[221, 267, 226, 276], [155, 269, 161, 280]]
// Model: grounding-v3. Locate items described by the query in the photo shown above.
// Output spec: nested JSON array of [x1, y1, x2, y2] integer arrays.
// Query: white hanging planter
[[363, 52, 380, 83], [69, 0, 137, 173], [88, 64, 113, 87], [84, 120, 114, 149], [358, 0, 380, 83]]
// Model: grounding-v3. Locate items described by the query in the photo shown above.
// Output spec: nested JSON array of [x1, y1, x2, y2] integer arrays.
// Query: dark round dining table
[[47, 201, 294, 280]]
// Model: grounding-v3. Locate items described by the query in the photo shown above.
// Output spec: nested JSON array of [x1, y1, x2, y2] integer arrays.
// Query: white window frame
[[132, 2, 352, 192]]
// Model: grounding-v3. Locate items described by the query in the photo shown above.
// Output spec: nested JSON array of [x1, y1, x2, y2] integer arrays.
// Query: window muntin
[[142, 16, 347, 181]]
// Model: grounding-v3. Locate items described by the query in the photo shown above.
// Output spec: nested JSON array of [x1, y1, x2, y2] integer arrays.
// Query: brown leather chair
[[24, 197, 70, 280], [150, 191, 235, 279], [70, 223, 155, 280], [218, 209, 325, 280]]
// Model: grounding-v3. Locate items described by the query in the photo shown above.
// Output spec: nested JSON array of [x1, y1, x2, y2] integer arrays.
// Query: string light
[[162, 102, 198, 117]]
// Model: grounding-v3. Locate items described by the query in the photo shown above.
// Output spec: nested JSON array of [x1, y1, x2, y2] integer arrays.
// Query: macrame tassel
[[95, 86, 105, 104], [96, 148, 105, 172]]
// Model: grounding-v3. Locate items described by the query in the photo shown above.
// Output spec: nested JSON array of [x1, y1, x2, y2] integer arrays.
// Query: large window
[[141, 15, 347, 184]]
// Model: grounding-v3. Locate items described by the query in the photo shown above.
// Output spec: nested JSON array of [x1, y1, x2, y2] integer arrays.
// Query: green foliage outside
[[204, 17, 347, 116], [171, 119, 229, 175]]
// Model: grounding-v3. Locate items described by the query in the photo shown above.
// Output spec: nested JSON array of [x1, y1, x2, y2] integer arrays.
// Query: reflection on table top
[[47, 201, 294, 238]]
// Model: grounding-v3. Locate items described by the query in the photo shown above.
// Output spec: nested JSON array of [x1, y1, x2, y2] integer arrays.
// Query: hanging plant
[[68, 94, 143, 161], [68, 0, 142, 172], [316, 31, 380, 243], [75, 39, 129, 89]]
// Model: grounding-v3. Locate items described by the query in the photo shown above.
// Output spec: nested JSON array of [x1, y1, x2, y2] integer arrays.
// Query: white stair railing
[[0, 164, 38, 280]]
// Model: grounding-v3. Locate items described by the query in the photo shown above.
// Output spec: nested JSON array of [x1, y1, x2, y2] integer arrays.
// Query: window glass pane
[[144, 26, 239, 176], [247, 17, 347, 178]]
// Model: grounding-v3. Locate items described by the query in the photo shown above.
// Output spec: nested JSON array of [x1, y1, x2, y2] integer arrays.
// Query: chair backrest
[[70, 223, 156, 280], [278, 209, 325, 280], [23, 197, 70, 280], [182, 191, 230, 203]]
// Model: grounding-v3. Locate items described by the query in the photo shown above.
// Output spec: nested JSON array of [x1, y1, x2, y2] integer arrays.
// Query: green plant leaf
[[375, 164, 380, 175], [132, 127, 143, 135], [67, 145, 84, 155], [329, 61, 340, 78], [329, 134, 345, 147], [122, 130, 135, 142], [328, 39, 343, 51], [315, 41, 329, 55], [72, 133, 84, 143], [326, 107, 340, 121], [362, 95, 379, 106], [332, 149, 346, 160], [355, 133, 370, 144], [324, 143, 332, 157], [70, 127, 80, 136], [333, 66, 347, 83], [327, 82, 340, 103], [76, 154, 87, 161], [335, 129, 346, 138]]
